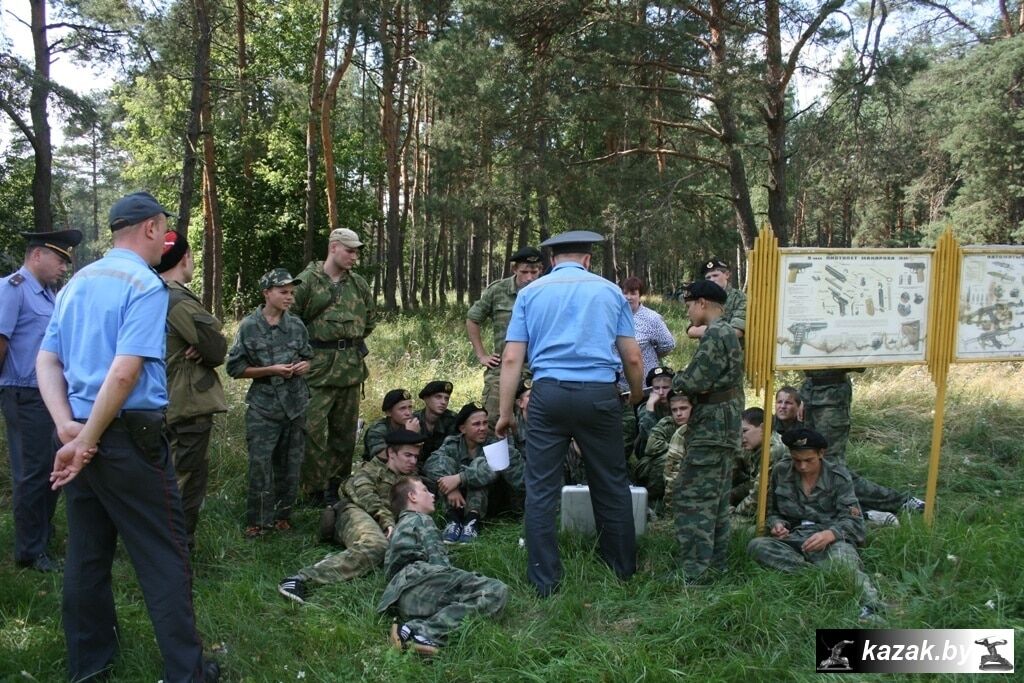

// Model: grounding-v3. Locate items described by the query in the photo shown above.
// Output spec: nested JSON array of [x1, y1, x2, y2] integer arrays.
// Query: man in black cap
[[496, 230, 644, 596], [671, 279, 744, 584], [414, 380, 457, 460], [0, 228, 81, 572], [466, 245, 543, 429], [36, 192, 220, 680], [156, 231, 228, 551], [363, 388, 420, 462], [686, 259, 746, 340]]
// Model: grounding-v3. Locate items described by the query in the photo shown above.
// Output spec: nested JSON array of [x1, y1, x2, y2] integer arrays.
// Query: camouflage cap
[[455, 401, 487, 427], [383, 388, 413, 412], [418, 380, 453, 399], [781, 427, 828, 451], [646, 366, 675, 386], [260, 268, 302, 290]]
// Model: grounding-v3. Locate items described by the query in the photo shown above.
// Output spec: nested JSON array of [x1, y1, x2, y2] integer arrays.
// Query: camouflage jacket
[[635, 403, 670, 457], [672, 317, 744, 452], [423, 433, 525, 493], [641, 415, 681, 463], [377, 510, 453, 612], [341, 457, 403, 530], [732, 431, 788, 513], [466, 275, 519, 356], [164, 281, 227, 424], [363, 417, 401, 461], [772, 416, 804, 435], [225, 306, 312, 420], [414, 408, 458, 460], [723, 287, 747, 333], [291, 262, 376, 388], [765, 457, 865, 546]]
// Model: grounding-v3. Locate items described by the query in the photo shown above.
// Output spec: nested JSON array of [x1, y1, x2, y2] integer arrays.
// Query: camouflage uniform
[[292, 261, 376, 493], [662, 425, 688, 511], [633, 403, 670, 464], [363, 417, 399, 462], [422, 434, 524, 518], [226, 306, 312, 527], [671, 317, 744, 579], [801, 369, 908, 512], [635, 414, 678, 500], [723, 287, 747, 335], [415, 408, 458, 462], [747, 457, 880, 607], [466, 276, 524, 428], [377, 510, 508, 644], [297, 458, 400, 584], [163, 280, 228, 547], [732, 431, 788, 518]]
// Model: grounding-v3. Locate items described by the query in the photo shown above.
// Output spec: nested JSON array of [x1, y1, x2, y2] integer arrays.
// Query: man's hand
[[801, 529, 837, 553], [51, 438, 98, 489], [770, 522, 790, 539], [446, 490, 466, 509], [687, 324, 706, 339], [56, 420, 84, 445], [292, 360, 311, 376], [495, 413, 512, 439], [274, 363, 296, 378], [646, 392, 661, 411], [184, 345, 202, 361], [404, 416, 421, 432], [477, 352, 500, 369], [438, 473, 462, 495], [385, 526, 394, 540]]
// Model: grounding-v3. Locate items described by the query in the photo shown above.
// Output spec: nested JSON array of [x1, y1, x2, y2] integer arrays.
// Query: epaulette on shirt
[[7, 273, 24, 286]]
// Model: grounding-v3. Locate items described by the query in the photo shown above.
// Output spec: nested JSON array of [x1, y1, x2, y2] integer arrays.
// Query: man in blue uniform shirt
[[0, 228, 81, 572], [36, 192, 219, 682], [496, 230, 644, 597]]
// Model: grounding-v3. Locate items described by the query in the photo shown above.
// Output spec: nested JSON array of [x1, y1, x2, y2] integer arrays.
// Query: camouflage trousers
[[674, 445, 734, 579], [662, 429, 686, 512], [621, 402, 637, 461], [747, 533, 880, 606], [302, 383, 360, 496], [298, 504, 387, 585], [566, 439, 587, 485], [396, 567, 508, 644], [847, 469, 909, 513], [635, 454, 666, 500], [245, 409, 303, 527], [482, 365, 531, 432], [167, 414, 214, 548], [801, 380, 852, 462]]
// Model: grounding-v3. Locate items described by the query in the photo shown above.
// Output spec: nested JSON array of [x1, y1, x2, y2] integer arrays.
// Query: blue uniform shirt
[[506, 261, 636, 382], [0, 266, 55, 387], [40, 248, 169, 418]]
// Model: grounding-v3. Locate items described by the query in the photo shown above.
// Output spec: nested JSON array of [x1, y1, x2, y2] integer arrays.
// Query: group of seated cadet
[[364, 388, 421, 461], [423, 402, 524, 543], [634, 392, 691, 503]]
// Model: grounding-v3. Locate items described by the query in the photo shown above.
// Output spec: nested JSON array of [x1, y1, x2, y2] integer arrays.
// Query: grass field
[[1, 301, 1022, 681]]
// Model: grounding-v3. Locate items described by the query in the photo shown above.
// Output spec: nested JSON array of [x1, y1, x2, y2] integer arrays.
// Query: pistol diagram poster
[[776, 252, 931, 367], [956, 253, 1024, 360]]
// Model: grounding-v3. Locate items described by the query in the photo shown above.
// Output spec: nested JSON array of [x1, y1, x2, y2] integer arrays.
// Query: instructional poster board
[[956, 250, 1024, 361], [775, 251, 931, 368]]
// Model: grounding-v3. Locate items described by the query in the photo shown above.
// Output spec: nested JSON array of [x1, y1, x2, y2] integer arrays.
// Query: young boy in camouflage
[[363, 388, 420, 461], [633, 366, 674, 458], [379, 476, 508, 655], [635, 392, 691, 502], [414, 380, 457, 460], [226, 268, 312, 538]]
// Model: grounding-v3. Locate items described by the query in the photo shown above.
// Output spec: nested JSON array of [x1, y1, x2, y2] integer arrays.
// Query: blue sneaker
[[458, 519, 479, 543], [442, 521, 462, 544]]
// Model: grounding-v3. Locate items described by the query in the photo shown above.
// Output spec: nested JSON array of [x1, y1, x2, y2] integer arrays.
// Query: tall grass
[[1, 305, 1021, 681]]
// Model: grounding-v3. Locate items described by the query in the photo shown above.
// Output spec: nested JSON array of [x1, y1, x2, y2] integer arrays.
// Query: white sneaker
[[865, 509, 899, 528]]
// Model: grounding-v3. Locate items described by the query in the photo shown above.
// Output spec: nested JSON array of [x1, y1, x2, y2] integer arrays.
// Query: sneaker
[[865, 510, 900, 528], [442, 521, 463, 544], [278, 576, 307, 604], [390, 622, 439, 656], [318, 504, 338, 543], [858, 604, 885, 623], [458, 519, 479, 543], [902, 496, 926, 513]]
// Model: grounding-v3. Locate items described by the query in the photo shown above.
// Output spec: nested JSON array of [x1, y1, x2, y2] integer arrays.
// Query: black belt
[[310, 338, 361, 350], [692, 387, 743, 405]]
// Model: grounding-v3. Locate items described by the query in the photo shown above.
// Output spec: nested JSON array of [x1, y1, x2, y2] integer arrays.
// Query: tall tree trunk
[[28, 0, 53, 232], [234, 0, 252, 319], [763, 0, 789, 245], [322, 22, 359, 230], [200, 68, 223, 317], [177, 0, 212, 234], [305, 0, 330, 263], [380, 1, 406, 310]]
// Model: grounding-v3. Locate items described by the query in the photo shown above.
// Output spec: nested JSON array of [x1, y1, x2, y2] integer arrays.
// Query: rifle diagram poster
[[775, 252, 931, 368], [956, 252, 1024, 360]]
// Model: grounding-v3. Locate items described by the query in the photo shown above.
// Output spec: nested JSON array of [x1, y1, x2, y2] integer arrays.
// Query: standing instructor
[[495, 231, 643, 597]]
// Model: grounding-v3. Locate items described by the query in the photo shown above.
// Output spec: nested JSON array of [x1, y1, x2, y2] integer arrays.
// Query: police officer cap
[[455, 401, 487, 427], [516, 377, 533, 398], [156, 230, 189, 274], [646, 366, 675, 386], [682, 280, 727, 304], [383, 388, 413, 411], [509, 246, 543, 264], [702, 258, 731, 276], [109, 191, 175, 231], [418, 380, 453, 399], [781, 427, 829, 450], [20, 229, 83, 263], [384, 428, 427, 446], [539, 230, 604, 255], [259, 268, 302, 290]]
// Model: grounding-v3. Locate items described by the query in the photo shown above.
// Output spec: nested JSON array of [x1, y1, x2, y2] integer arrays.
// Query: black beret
[[781, 427, 828, 450], [384, 428, 427, 446], [682, 280, 727, 305], [21, 229, 83, 263], [646, 366, 674, 386], [702, 258, 730, 275], [382, 388, 413, 412], [418, 380, 453, 399], [516, 377, 533, 398], [455, 401, 487, 427], [156, 230, 189, 273], [509, 246, 543, 264]]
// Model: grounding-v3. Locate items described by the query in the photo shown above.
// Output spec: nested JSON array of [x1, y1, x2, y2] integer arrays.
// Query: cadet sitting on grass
[[378, 476, 509, 656], [277, 429, 425, 604], [747, 427, 883, 622], [226, 268, 312, 539], [423, 402, 524, 543], [414, 380, 457, 460], [634, 366, 674, 459], [635, 392, 691, 502], [731, 407, 788, 518], [364, 388, 421, 461]]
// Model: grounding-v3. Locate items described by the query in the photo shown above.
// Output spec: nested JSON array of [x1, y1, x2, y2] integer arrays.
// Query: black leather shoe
[[17, 554, 61, 573], [203, 660, 221, 682]]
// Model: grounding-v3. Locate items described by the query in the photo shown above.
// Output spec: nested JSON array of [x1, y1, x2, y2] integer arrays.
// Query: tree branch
[[0, 98, 37, 150], [910, 0, 985, 41], [781, 0, 845, 93], [571, 147, 729, 171]]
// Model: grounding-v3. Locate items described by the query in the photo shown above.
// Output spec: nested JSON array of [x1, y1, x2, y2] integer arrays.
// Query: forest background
[[1, 1, 1022, 316]]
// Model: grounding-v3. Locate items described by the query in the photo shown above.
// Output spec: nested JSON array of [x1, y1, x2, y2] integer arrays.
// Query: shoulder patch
[[8, 273, 24, 286]]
